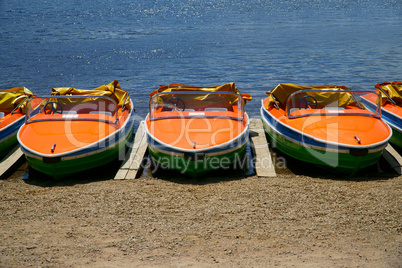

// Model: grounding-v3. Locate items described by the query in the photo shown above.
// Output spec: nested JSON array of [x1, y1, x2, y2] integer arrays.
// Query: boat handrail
[[149, 91, 245, 121], [150, 115, 244, 122], [377, 85, 397, 106], [285, 89, 382, 119], [26, 118, 115, 124], [266, 91, 280, 110], [25, 95, 119, 124], [287, 111, 382, 120]]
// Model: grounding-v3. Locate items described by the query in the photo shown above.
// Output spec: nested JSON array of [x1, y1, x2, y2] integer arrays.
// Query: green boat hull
[[389, 126, 402, 148], [262, 120, 384, 174], [25, 128, 133, 178], [0, 133, 18, 159], [148, 142, 248, 176]]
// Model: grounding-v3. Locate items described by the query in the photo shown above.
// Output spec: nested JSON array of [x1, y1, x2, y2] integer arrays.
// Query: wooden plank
[[0, 145, 25, 179], [129, 136, 147, 170], [121, 121, 145, 169], [113, 167, 129, 180], [114, 121, 146, 180], [125, 135, 148, 179], [249, 118, 276, 177], [382, 144, 402, 175]]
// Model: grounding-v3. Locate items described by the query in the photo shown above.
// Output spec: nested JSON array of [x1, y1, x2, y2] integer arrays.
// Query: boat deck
[[18, 108, 131, 156], [263, 98, 391, 147], [146, 114, 248, 150]]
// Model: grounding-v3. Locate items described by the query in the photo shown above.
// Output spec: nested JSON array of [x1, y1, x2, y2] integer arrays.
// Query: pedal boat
[[361, 81, 402, 148], [261, 84, 392, 174], [0, 87, 40, 158], [18, 80, 135, 178], [145, 83, 252, 176]]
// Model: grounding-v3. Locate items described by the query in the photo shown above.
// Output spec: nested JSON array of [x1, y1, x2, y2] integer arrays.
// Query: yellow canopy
[[150, 83, 252, 102], [0, 87, 34, 114], [266, 83, 354, 108], [51, 80, 131, 109], [375, 81, 402, 105]]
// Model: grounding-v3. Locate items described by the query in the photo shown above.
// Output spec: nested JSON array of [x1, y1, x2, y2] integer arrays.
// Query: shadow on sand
[[21, 160, 123, 187], [270, 146, 399, 182], [11, 141, 401, 187]]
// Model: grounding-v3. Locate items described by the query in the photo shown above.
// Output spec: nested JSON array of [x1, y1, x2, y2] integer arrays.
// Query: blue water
[[1, 0, 402, 118]]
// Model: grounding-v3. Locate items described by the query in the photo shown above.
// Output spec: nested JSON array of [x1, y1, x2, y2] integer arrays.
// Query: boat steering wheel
[[299, 96, 317, 109], [44, 101, 64, 114], [166, 97, 185, 111]]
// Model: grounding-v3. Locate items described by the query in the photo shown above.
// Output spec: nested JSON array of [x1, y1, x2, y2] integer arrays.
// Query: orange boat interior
[[263, 96, 391, 146], [147, 91, 248, 150], [19, 100, 130, 156], [147, 114, 248, 150]]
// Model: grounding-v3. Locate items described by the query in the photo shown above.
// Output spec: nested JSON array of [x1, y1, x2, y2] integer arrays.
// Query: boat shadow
[[145, 168, 253, 185], [269, 146, 399, 182], [22, 159, 123, 187], [142, 150, 256, 185], [391, 143, 402, 155], [19, 140, 400, 186]]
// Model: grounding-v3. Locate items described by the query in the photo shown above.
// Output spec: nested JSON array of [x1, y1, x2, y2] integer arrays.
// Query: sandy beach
[[0, 156, 401, 268]]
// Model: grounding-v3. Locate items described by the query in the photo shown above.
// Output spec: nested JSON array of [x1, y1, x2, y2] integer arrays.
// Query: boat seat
[[63, 111, 77, 115], [89, 111, 113, 117], [0, 112, 4, 118], [204, 108, 228, 111]]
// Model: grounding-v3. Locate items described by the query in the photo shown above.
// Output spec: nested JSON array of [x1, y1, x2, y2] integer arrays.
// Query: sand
[[0, 158, 401, 268]]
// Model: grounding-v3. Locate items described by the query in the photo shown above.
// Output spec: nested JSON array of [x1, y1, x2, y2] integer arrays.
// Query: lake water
[[1, 0, 402, 119]]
